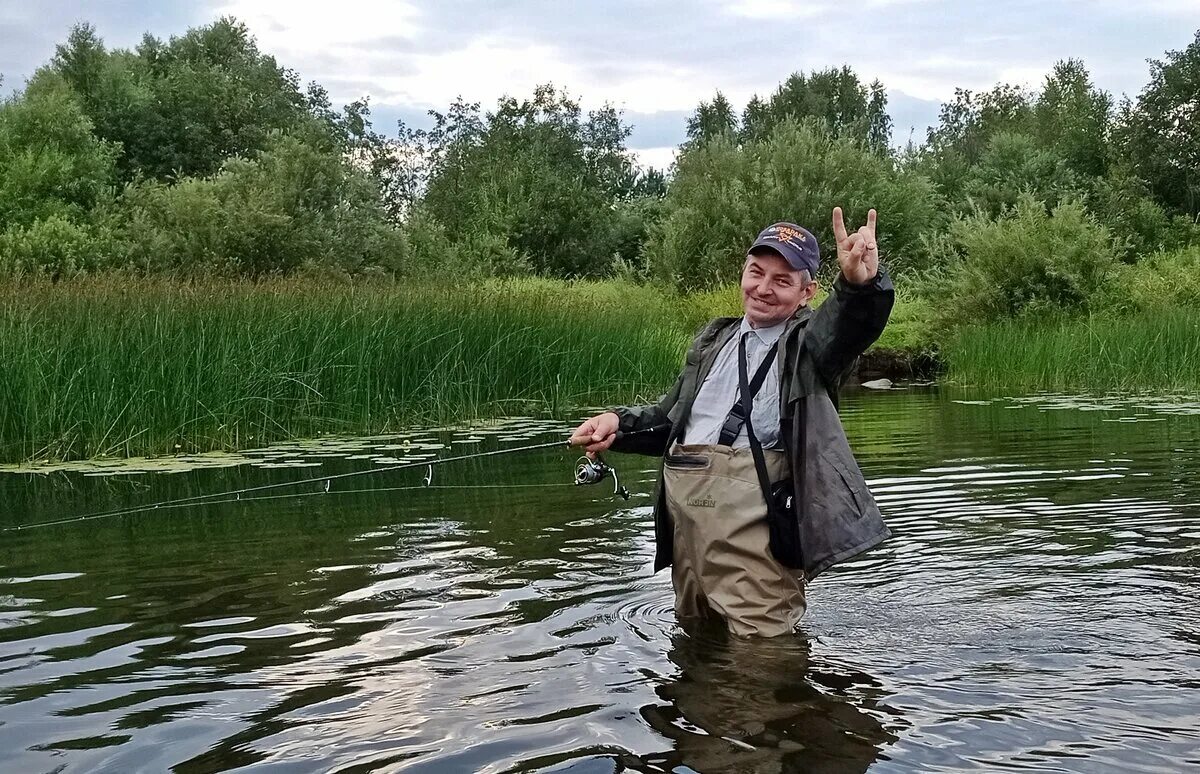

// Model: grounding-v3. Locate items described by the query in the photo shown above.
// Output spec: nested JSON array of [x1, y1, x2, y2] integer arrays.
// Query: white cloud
[[183, 0, 1189, 152], [213, 0, 421, 49], [724, 0, 828, 19], [631, 146, 678, 172]]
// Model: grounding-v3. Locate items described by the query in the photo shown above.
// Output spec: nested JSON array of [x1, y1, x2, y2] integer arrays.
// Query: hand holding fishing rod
[[567, 411, 621, 457]]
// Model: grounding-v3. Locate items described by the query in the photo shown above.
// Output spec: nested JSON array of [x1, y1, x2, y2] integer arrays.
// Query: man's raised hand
[[832, 207, 879, 285]]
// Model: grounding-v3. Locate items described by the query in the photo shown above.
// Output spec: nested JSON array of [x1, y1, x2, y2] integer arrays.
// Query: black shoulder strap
[[738, 334, 779, 517], [717, 335, 777, 446]]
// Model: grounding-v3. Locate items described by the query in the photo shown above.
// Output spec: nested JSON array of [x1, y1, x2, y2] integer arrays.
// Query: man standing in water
[[569, 208, 893, 637]]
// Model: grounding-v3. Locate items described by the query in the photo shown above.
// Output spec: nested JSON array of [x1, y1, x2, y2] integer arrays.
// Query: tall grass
[[0, 277, 691, 462], [943, 308, 1200, 391]]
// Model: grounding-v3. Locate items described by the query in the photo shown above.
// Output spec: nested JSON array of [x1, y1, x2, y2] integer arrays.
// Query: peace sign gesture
[[832, 207, 879, 285]]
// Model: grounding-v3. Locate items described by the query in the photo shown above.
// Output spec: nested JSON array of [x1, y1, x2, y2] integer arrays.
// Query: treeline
[[2, 19, 1199, 330]]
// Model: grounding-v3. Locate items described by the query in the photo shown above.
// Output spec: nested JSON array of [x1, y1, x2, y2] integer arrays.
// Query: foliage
[[406, 85, 642, 278], [0, 73, 118, 228], [1096, 244, 1200, 314], [1033, 59, 1112, 180], [930, 195, 1118, 326], [647, 120, 943, 289], [960, 131, 1083, 218], [1089, 164, 1199, 260], [1112, 31, 1200, 216], [687, 68, 892, 153], [0, 216, 117, 279], [743, 67, 891, 153], [49, 19, 321, 181], [685, 91, 739, 147], [112, 134, 404, 276]]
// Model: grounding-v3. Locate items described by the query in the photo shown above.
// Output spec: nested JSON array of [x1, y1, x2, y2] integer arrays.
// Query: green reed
[[0, 277, 692, 462], [942, 308, 1200, 391]]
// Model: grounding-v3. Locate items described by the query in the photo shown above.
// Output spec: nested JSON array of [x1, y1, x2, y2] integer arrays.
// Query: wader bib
[[663, 444, 805, 637]]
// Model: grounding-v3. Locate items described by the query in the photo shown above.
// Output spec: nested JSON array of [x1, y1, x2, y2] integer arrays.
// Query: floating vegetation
[[0, 420, 560, 477]]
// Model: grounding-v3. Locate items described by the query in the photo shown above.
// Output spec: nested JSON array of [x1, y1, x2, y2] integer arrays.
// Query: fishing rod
[[4, 425, 668, 532]]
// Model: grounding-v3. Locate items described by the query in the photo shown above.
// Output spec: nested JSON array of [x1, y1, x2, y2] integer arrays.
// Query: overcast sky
[[2, 1, 1196, 170]]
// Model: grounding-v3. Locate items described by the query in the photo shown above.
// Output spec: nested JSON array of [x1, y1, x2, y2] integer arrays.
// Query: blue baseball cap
[[748, 222, 820, 276]]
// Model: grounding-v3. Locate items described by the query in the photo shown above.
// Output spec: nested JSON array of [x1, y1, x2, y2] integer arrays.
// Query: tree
[[49, 19, 319, 181], [1113, 30, 1200, 216], [415, 85, 639, 277], [115, 133, 404, 276], [961, 132, 1082, 218], [0, 73, 118, 228], [918, 84, 1035, 209], [1034, 60, 1111, 180], [685, 91, 738, 147], [738, 67, 891, 152]]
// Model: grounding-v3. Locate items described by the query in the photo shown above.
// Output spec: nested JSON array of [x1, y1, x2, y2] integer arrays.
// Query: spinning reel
[[574, 456, 630, 500]]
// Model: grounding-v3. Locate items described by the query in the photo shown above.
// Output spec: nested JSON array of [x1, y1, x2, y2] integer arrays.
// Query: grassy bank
[[0, 278, 692, 463], [3, 276, 1197, 464], [942, 308, 1200, 391]]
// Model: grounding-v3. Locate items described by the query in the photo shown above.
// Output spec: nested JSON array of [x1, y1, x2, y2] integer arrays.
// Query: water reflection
[[636, 629, 900, 773], [2, 394, 1200, 772]]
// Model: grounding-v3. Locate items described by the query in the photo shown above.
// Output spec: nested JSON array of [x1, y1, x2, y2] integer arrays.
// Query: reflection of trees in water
[[629, 627, 904, 774]]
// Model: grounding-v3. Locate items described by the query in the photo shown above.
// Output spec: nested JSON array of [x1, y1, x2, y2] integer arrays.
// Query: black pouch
[[766, 478, 803, 568]]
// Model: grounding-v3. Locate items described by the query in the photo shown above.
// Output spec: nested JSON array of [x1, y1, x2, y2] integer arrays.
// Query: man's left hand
[[832, 207, 879, 285]]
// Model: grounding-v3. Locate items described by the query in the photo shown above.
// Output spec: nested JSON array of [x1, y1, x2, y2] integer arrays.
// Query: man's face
[[740, 250, 816, 328]]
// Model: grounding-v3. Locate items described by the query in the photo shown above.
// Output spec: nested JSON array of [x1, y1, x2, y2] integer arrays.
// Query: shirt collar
[[738, 316, 789, 346]]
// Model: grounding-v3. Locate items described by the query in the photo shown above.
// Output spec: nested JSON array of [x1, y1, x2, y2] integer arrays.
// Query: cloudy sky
[[1, 1, 1196, 169]]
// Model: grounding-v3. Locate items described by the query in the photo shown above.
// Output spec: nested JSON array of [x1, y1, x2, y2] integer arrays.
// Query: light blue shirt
[[682, 317, 785, 449]]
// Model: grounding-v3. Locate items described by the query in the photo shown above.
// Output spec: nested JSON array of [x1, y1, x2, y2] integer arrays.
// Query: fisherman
[[569, 208, 893, 637]]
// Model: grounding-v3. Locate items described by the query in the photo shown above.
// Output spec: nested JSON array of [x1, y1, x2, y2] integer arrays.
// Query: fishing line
[[8, 482, 593, 531], [3, 425, 666, 532]]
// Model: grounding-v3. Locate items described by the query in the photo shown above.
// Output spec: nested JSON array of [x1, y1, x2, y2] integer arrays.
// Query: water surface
[[2, 391, 1199, 772]]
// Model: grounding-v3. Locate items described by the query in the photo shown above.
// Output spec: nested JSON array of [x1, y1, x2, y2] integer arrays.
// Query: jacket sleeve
[[607, 372, 682, 456], [805, 266, 895, 390], [607, 319, 720, 456]]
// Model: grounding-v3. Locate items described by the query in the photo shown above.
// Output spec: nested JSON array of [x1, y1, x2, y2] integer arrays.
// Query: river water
[[2, 389, 1199, 773]]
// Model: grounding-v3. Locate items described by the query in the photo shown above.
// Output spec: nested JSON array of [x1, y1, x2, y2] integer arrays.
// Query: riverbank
[[2, 277, 1197, 463], [0, 277, 690, 463]]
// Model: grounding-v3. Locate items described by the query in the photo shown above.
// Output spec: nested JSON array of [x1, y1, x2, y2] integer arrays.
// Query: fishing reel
[[574, 456, 630, 500]]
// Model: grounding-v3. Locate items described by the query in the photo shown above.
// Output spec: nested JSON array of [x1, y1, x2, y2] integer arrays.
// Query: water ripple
[[1, 395, 1199, 771]]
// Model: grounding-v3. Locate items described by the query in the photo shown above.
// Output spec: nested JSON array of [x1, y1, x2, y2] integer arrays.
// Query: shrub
[[1097, 245, 1200, 314], [960, 131, 1082, 218], [0, 73, 118, 228], [114, 134, 404, 276], [931, 195, 1118, 326], [0, 216, 117, 278]]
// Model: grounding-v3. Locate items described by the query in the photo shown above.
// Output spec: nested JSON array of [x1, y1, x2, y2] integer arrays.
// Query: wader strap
[[717, 337, 778, 446], [738, 334, 778, 516]]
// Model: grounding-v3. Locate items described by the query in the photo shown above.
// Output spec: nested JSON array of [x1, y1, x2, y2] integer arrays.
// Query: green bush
[[1098, 245, 1200, 314], [114, 134, 404, 276], [0, 216, 116, 278], [961, 131, 1082, 217], [0, 73, 118, 228], [931, 195, 1118, 326], [646, 120, 944, 290], [1089, 166, 1200, 260], [416, 86, 638, 279]]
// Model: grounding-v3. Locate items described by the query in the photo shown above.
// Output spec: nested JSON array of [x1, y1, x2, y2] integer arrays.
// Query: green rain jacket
[[610, 269, 895, 580]]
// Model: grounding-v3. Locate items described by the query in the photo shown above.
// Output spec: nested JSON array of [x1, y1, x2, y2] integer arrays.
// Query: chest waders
[[663, 334, 806, 638]]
